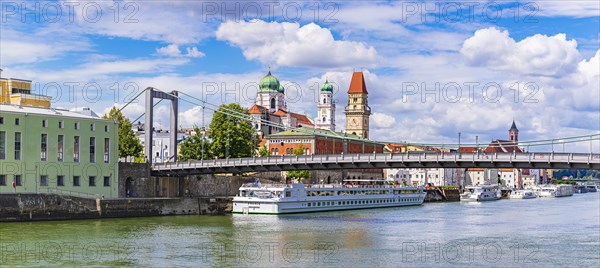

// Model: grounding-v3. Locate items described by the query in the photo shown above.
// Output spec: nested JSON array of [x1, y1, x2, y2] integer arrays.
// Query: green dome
[[278, 84, 285, 93], [320, 80, 334, 92], [259, 71, 280, 92]]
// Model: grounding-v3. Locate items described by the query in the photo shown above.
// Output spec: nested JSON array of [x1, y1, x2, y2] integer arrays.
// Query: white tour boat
[[460, 185, 501, 201], [537, 184, 574, 198], [232, 180, 426, 214], [508, 189, 537, 199]]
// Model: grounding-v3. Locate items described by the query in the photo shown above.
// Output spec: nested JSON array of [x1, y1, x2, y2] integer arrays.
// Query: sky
[[1, 0, 599, 152]]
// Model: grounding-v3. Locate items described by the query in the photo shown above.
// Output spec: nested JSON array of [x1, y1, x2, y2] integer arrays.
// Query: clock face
[[321, 108, 326, 114]]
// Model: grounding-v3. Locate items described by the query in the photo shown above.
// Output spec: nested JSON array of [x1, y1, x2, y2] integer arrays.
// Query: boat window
[[285, 191, 291, 197]]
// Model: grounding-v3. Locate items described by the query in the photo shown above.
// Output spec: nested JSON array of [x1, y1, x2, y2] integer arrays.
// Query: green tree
[[287, 144, 311, 179], [103, 106, 143, 159], [179, 126, 212, 161], [209, 103, 260, 159], [258, 145, 270, 157]]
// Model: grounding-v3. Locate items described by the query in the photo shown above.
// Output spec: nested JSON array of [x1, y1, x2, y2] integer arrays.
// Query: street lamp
[[458, 132, 461, 150]]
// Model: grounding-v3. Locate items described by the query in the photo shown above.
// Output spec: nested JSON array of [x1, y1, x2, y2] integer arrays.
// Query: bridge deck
[[151, 152, 600, 176]]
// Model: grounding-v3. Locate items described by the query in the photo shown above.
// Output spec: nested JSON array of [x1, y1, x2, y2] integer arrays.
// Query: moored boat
[[538, 184, 574, 198], [508, 189, 537, 199], [232, 179, 426, 214], [460, 185, 501, 201], [585, 185, 598, 193], [574, 185, 588, 194]]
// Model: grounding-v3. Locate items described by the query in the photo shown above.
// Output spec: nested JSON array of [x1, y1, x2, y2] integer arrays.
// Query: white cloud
[[185, 47, 205, 58], [64, 0, 214, 44], [157, 44, 205, 58], [156, 44, 182, 57], [216, 20, 378, 68], [461, 27, 581, 77], [535, 0, 600, 18], [371, 113, 396, 128]]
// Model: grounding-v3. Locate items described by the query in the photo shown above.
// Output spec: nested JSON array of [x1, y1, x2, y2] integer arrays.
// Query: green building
[[0, 104, 119, 198]]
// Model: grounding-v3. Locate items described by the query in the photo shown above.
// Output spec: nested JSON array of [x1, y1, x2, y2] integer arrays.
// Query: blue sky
[[1, 0, 599, 151]]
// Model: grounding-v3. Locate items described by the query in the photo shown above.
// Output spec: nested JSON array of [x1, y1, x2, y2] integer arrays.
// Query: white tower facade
[[316, 80, 336, 131]]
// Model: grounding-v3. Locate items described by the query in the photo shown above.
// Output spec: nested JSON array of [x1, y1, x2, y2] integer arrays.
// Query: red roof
[[459, 147, 478, 153], [484, 140, 523, 153], [290, 112, 314, 126], [467, 168, 485, 171], [272, 109, 288, 116], [348, 72, 368, 94], [248, 104, 267, 114]]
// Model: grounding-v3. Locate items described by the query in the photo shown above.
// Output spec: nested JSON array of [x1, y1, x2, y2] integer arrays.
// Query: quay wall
[[0, 194, 231, 222], [424, 188, 460, 202]]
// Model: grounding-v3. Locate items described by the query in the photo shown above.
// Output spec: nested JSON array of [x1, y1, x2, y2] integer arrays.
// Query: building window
[[104, 138, 110, 163], [40, 175, 48, 186], [270, 98, 275, 109], [57, 176, 64, 186], [42, 120, 47, 128], [103, 176, 110, 187], [0, 131, 5, 160], [323, 98, 326, 104], [89, 137, 95, 163], [104, 125, 109, 132], [14, 132, 21, 160], [89, 176, 96, 186], [90, 124, 95, 131], [14, 118, 19, 125], [0, 117, 3, 124], [0, 175, 5, 186], [40, 134, 47, 161], [57, 135, 64, 162], [74, 122, 80, 130], [73, 136, 80, 162], [73, 176, 80, 186], [14, 175, 22, 186], [59, 121, 64, 128]]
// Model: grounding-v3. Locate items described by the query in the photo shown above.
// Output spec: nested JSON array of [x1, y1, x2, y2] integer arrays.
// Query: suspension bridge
[[121, 87, 600, 176]]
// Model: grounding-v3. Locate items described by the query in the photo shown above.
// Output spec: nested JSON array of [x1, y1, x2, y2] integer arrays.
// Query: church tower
[[509, 120, 519, 142], [345, 72, 371, 138], [316, 79, 336, 131], [256, 70, 286, 113]]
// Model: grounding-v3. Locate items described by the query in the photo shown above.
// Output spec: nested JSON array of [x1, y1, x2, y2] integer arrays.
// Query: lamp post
[[476, 135, 479, 155], [458, 132, 461, 150]]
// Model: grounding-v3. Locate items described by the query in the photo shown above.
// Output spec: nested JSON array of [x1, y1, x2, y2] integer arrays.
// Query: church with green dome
[[249, 70, 315, 138]]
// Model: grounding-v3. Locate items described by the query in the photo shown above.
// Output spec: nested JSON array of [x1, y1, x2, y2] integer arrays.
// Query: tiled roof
[[459, 147, 478, 153], [484, 139, 523, 153], [348, 72, 368, 94], [272, 109, 288, 116], [269, 127, 365, 140], [248, 104, 267, 114], [290, 112, 314, 126]]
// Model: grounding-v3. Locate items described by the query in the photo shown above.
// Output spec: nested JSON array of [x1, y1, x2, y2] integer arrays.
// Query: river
[[0, 193, 598, 267]]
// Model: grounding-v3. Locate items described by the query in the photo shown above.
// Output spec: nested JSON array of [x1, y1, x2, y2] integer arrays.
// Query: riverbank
[[0, 194, 231, 222], [0, 188, 461, 222]]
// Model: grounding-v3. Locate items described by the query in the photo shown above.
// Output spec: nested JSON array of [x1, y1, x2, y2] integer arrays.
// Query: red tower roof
[[348, 72, 368, 94]]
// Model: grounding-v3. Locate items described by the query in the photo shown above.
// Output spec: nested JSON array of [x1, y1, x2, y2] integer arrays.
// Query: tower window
[[270, 98, 276, 109], [323, 117, 326, 123], [323, 98, 326, 104]]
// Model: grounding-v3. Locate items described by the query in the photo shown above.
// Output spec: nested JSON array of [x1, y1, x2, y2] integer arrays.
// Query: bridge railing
[[152, 152, 599, 170]]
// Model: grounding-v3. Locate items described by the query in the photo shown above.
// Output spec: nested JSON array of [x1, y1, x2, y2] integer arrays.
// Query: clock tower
[[316, 79, 336, 131], [345, 72, 371, 138]]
